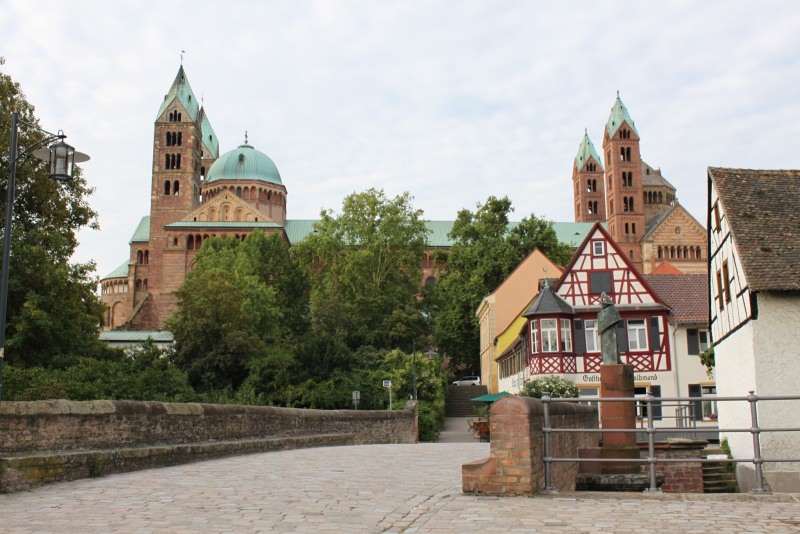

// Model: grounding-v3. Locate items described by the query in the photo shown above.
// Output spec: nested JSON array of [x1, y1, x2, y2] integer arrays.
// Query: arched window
[[137, 250, 143, 264], [177, 132, 182, 146], [236, 186, 242, 198], [625, 223, 629, 234], [629, 197, 635, 211], [670, 246, 676, 259], [609, 199, 614, 214], [187, 235, 194, 250], [623, 197, 629, 212], [176, 154, 181, 169], [173, 180, 180, 195], [696, 246, 702, 259], [164, 180, 171, 195], [626, 147, 631, 161], [632, 223, 636, 234], [587, 179, 592, 193], [658, 246, 663, 259], [658, 191, 663, 203], [684, 246, 689, 258], [144, 250, 149, 264]]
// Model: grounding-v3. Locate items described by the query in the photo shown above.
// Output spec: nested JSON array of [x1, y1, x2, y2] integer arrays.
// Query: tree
[[0, 58, 105, 369], [431, 196, 570, 372], [292, 189, 428, 350]]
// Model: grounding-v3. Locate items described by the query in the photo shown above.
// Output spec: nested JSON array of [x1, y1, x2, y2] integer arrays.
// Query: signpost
[[352, 390, 361, 410], [383, 380, 392, 410]]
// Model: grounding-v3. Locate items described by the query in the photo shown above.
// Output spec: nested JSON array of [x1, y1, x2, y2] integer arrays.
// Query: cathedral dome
[[206, 143, 282, 185]]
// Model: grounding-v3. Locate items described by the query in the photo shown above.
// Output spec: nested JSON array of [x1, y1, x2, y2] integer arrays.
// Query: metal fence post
[[643, 394, 660, 492], [748, 391, 770, 494], [542, 394, 556, 492]]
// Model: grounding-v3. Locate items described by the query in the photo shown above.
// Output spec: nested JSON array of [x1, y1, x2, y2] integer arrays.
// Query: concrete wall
[[0, 400, 417, 493]]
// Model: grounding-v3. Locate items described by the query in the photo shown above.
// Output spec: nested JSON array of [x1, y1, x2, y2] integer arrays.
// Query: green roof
[[156, 66, 200, 122], [606, 94, 638, 138], [129, 216, 150, 243], [574, 132, 603, 171], [200, 108, 219, 158], [206, 144, 282, 185], [99, 330, 174, 343], [104, 260, 130, 279], [284, 220, 318, 245]]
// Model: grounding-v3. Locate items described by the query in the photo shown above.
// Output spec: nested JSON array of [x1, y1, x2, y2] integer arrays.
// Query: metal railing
[[540, 391, 800, 494]]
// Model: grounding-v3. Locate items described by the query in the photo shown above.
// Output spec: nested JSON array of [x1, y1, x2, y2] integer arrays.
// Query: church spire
[[606, 93, 638, 138]]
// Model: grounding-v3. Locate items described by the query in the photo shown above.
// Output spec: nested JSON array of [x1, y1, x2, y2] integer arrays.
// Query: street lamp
[[0, 112, 89, 401]]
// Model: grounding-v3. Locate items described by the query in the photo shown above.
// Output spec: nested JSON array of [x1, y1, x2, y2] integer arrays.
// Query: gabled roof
[[523, 284, 575, 316], [650, 261, 683, 275], [199, 107, 219, 158], [709, 168, 800, 292], [606, 94, 638, 138], [574, 132, 603, 171], [156, 66, 200, 122], [642, 202, 706, 240], [129, 216, 150, 243], [644, 274, 708, 324], [641, 161, 676, 190]]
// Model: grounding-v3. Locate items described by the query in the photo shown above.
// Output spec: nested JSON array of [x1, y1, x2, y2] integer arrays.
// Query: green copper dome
[[206, 143, 282, 185], [606, 93, 638, 138]]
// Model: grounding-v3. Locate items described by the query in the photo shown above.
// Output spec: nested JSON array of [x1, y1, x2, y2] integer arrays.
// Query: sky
[[2, 1, 799, 281]]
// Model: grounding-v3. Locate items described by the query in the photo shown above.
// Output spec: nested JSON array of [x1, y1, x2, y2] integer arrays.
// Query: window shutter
[[688, 384, 703, 421], [573, 319, 586, 354], [687, 329, 699, 355], [616, 320, 628, 354], [650, 385, 662, 421], [648, 317, 661, 351]]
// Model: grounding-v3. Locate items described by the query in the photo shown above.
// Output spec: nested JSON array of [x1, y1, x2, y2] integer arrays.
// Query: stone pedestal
[[600, 363, 636, 447]]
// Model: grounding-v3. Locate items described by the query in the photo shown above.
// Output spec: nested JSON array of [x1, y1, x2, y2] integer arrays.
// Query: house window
[[716, 269, 724, 310], [627, 319, 648, 351], [540, 319, 558, 353], [530, 320, 538, 354], [713, 201, 721, 232], [592, 240, 605, 256], [722, 260, 731, 303], [584, 319, 599, 352], [589, 271, 612, 295], [702, 385, 718, 420], [560, 319, 572, 352], [579, 386, 599, 409], [687, 329, 710, 355]]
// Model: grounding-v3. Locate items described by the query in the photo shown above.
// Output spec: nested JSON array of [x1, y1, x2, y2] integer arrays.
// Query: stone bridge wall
[[0, 400, 417, 492]]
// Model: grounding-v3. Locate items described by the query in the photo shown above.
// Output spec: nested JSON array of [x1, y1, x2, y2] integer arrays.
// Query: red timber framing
[[526, 223, 671, 376]]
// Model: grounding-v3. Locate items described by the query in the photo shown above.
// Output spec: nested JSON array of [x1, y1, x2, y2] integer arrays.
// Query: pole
[[412, 340, 417, 401], [0, 112, 19, 402]]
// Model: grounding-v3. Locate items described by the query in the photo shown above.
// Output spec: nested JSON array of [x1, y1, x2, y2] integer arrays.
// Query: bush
[[521, 376, 579, 399]]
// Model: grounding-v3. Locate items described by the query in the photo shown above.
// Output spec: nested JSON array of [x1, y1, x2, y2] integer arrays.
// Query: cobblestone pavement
[[3, 443, 800, 533]]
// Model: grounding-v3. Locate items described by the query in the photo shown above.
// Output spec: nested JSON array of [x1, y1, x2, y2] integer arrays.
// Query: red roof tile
[[643, 274, 708, 324]]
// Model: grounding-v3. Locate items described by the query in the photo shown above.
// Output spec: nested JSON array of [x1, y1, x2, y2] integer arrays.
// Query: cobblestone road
[[3, 443, 800, 533]]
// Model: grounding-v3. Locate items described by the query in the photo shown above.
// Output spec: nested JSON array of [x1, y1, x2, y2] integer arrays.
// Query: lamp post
[[412, 340, 417, 401], [0, 112, 89, 402]]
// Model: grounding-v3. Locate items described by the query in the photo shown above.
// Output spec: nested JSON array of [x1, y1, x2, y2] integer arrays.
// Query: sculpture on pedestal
[[598, 292, 622, 365]]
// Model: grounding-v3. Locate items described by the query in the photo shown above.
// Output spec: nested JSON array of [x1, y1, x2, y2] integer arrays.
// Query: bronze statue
[[598, 292, 622, 365]]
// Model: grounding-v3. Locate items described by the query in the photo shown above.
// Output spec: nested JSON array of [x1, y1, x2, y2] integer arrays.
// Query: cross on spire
[[180, 50, 186, 65], [245, 131, 248, 144]]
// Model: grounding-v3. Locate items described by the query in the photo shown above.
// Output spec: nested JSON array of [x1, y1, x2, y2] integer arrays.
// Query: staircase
[[703, 448, 738, 493], [445, 385, 488, 417]]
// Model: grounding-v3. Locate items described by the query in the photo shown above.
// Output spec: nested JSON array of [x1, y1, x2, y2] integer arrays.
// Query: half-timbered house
[[708, 167, 800, 492]]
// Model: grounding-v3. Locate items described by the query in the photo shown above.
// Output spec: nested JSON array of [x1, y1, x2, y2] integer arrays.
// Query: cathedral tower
[[572, 131, 605, 223], [603, 94, 645, 271]]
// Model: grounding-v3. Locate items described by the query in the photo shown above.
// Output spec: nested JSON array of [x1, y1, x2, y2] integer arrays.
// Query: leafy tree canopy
[[292, 188, 428, 350], [432, 196, 571, 372], [0, 58, 105, 369]]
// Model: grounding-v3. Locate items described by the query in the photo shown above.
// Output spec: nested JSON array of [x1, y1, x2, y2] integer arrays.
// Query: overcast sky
[[2, 1, 799, 280]]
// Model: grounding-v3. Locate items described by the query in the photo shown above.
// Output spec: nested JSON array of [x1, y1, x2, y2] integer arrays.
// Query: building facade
[[572, 95, 707, 274], [708, 167, 800, 492]]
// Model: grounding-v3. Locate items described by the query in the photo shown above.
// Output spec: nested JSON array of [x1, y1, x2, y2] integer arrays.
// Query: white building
[[708, 167, 800, 492]]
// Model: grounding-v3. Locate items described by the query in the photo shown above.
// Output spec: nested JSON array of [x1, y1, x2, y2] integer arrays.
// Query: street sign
[[382, 380, 392, 388]]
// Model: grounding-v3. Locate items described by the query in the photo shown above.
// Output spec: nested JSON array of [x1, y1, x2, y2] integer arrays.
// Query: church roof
[[641, 161, 676, 190], [650, 261, 683, 275], [574, 132, 603, 170], [644, 274, 708, 324], [523, 284, 575, 316], [103, 260, 131, 279], [709, 167, 800, 292], [129, 216, 150, 243], [606, 94, 638, 138], [199, 108, 219, 158], [156, 66, 200, 122], [206, 143, 283, 185]]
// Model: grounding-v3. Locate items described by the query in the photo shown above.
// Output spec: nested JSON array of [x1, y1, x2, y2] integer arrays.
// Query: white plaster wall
[[498, 372, 524, 395], [751, 293, 800, 474], [714, 322, 756, 460]]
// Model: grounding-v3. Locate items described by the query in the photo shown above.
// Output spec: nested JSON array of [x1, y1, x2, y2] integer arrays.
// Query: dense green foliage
[[521, 375, 579, 399], [0, 58, 106, 370], [431, 196, 572, 372], [292, 189, 428, 351]]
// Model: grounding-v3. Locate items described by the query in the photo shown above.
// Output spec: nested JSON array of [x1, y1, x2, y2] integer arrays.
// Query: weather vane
[[245, 131, 248, 144], [181, 50, 186, 64]]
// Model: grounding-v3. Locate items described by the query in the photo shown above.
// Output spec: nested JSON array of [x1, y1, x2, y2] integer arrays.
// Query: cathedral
[[571, 95, 707, 275], [100, 67, 706, 333]]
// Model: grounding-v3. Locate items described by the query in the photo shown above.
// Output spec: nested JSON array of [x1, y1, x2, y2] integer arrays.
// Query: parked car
[[452, 376, 481, 386]]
